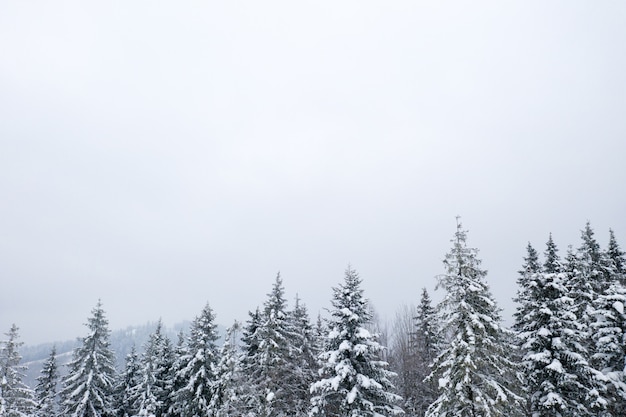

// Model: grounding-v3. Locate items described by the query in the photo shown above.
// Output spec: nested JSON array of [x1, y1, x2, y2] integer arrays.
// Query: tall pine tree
[[209, 321, 242, 417], [34, 345, 60, 417], [0, 324, 36, 417], [516, 236, 606, 417], [310, 266, 402, 417], [410, 288, 441, 417], [171, 304, 220, 417], [426, 221, 523, 417], [60, 300, 117, 417], [240, 273, 302, 417], [113, 346, 141, 417]]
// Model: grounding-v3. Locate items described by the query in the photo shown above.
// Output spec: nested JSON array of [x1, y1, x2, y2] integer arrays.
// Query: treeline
[[1, 221, 625, 417]]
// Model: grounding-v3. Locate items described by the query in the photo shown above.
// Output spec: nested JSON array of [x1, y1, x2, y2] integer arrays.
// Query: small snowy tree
[[60, 300, 117, 417], [310, 266, 402, 417], [426, 221, 523, 417], [240, 273, 302, 417], [591, 280, 626, 417], [607, 229, 626, 285], [172, 304, 220, 417], [411, 288, 442, 417], [34, 345, 60, 417], [112, 346, 141, 417], [0, 324, 36, 417], [516, 235, 607, 417], [209, 321, 242, 417], [288, 296, 318, 417], [138, 321, 174, 417]]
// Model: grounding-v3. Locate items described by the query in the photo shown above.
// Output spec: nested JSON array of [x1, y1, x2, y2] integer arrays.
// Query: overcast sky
[[1, 1, 625, 346]]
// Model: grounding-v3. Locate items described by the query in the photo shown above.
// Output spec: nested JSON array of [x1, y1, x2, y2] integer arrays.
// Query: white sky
[[1, 1, 625, 345]]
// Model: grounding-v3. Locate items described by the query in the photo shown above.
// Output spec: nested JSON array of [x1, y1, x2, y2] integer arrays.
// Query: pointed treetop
[[544, 233, 561, 273], [608, 228, 626, 274]]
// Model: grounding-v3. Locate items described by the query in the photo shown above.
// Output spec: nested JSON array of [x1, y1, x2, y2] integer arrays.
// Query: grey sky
[[1, 1, 625, 346]]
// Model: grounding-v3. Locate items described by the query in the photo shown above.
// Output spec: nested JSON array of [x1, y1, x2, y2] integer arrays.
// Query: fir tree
[[34, 345, 59, 417], [591, 279, 626, 417], [543, 233, 561, 274], [514, 243, 542, 334], [410, 288, 441, 417], [165, 330, 187, 417], [145, 322, 174, 417], [310, 266, 402, 417], [607, 229, 626, 285], [517, 237, 606, 417], [133, 331, 163, 417], [241, 273, 302, 417], [289, 296, 318, 417], [113, 346, 141, 417], [60, 300, 117, 417], [577, 222, 613, 294], [426, 221, 523, 417], [172, 304, 220, 417], [0, 324, 36, 417], [209, 321, 242, 417]]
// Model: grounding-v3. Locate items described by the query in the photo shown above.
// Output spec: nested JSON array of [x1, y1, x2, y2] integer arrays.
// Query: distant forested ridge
[[1, 221, 624, 417]]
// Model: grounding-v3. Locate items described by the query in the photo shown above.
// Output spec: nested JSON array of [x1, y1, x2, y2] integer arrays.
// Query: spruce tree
[[133, 329, 163, 417], [289, 296, 318, 417], [0, 324, 36, 417], [607, 229, 626, 285], [543, 234, 561, 274], [577, 222, 613, 294], [241, 273, 302, 417], [144, 322, 174, 417], [34, 345, 60, 417], [165, 330, 186, 417], [60, 300, 117, 417], [171, 304, 220, 417], [113, 346, 141, 417], [237, 308, 263, 416], [426, 221, 523, 417], [410, 288, 441, 417], [310, 266, 402, 417], [517, 237, 606, 417], [209, 321, 242, 417], [591, 279, 626, 417], [514, 243, 542, 334]]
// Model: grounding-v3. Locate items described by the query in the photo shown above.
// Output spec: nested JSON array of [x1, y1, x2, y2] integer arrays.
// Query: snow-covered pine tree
[[288, 296, 318, 417], [112, 346, 141, 417], [241, 273, 302, 417], [577, 222, 614, 295], [133, 322, 175, 417], [34, 345, 59, 417], [591, 278, 626, 417], [543, 234, 561, 274], [587, 229, 626, 417], [410, 288, 442, 417], [144, 322, 174, 417], [60, 300, 117, 417], [171, 304, 220, 417], [164, 330, 186, 417], [237, 308, 263, 416], [517, 236, 606, 417], [209, 321, 242, 417], [310, 266, 402, 417], [0, 324, 36, 417], [607, 229, 626, 285], [563, 243, 595, 331], [426, 221, 523, 417]]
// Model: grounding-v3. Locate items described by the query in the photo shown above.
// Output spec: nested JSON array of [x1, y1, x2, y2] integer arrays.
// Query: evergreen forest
[[2, 221, 625, 417]]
